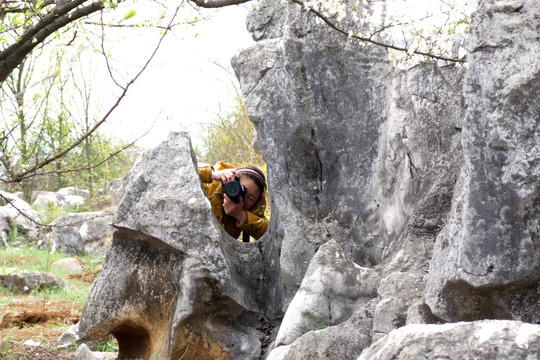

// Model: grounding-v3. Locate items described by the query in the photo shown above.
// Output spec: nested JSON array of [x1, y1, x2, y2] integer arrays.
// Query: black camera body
[[223, 177, 247, 203]]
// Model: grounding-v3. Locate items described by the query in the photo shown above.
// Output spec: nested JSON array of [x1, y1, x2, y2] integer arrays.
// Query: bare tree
[[0, 0, 185, 189]]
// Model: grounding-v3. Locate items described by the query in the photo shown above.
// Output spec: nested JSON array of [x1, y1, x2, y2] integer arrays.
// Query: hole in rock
[[113, 322, 151, 359]]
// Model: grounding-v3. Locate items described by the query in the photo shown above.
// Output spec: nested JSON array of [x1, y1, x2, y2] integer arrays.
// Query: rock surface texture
[[77, 0, 540, 359], [425, 0, 540, 324], [78, 133, 265, 360]]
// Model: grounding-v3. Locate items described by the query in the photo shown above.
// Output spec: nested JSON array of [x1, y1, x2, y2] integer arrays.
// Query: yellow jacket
[[199, 161, 268, 241]]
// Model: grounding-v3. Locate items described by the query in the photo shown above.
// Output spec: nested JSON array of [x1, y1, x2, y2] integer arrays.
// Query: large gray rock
[[357, 320, 540, 360], [78, 132, 265, 360], [49, 210, 114, 255], [233, 0, 464, 318], [425, 0, 540, 323]]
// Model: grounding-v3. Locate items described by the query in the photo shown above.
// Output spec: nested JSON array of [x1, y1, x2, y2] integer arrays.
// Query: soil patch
[[0, 296, 81, 359]]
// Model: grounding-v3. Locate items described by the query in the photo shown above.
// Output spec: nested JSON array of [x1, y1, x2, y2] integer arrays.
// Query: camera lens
[[224, 181, 242, 197]]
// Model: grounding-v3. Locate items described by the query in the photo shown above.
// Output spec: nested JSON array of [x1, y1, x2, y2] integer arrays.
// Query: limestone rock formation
[[78, 132, 265, 360], [232, 0, 465, 324], [76, 0, 540, 359], [32, 190, 85, 209], [273, 240, 379, 348], [425, 0, 540, 323], [0, 272, 67, 293]]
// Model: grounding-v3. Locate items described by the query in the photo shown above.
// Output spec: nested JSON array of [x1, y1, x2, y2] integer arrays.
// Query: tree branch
[[289, 0, 466, 63], [10, 2, 181, 182], [189, 0, 252, 8], [0, 0, 104, 83]]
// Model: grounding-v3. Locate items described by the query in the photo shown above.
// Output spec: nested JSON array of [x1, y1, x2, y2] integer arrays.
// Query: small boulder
[[75, 343, 97, 360], [51, 258, 84, 274], [31, 190, 85, 209], [0, 190, 40, 243], [0, 272, 67, 293]]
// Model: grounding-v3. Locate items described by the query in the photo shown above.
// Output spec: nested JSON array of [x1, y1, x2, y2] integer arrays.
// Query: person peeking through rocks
[[198, 161, 268, 241]]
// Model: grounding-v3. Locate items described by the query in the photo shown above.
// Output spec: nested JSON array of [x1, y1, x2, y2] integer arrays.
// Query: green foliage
[[0, 244, 103, 303], [1, 46, 137, 198], [197, 90, 265, 169], [124, 9, 137, 20], [92, 336, 119, 352]]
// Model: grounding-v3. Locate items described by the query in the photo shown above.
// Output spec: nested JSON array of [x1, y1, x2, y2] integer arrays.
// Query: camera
[[223, 176, 246, 203]]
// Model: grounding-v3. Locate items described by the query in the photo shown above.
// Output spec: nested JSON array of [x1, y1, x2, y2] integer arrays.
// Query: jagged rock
[[75, 343, 98, 360], [57, 323, 98, 350], [357, 320, 540, 360], [49, 210, 114, 255], [78, 132, 265, 360], [425, 0, 540, 323], [268, 304, 374, 360], [0, 272, 67, 293], [73, 1, 540, 359], [57, 323, 82, 349], [274, 240, 379, 347], [233, 0, 465, 318], [0, 190, 40, 244]]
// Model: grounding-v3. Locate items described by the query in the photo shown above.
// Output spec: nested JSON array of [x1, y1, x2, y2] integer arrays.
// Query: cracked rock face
[[232, 0, 465, 317], [425, 0, 540, 323], [76, 0, 539, 359], [78, 132, 264, 360]]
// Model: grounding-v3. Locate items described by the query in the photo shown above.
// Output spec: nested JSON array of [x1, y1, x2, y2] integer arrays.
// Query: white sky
[[98, 3, 255, 150]]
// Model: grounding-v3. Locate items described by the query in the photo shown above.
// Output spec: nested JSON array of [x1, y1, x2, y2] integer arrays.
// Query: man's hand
[[223, 194, 247, 224], [212, 168, 237, 184]]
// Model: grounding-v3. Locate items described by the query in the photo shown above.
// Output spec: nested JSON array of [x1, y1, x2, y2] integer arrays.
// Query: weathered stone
[[357, 320, 540, 360], [74, 0, 540, 359], [0, 190, 40, 244], [49, 210, 114, 255], [425, 0, 540, 322], [0, 272, 67, 293], [274, 240, 379, 347], [78, 132, 265, 360], [32, 190, 85, 209], [75, 343, 98, 360], [234, 0, 465, 327], [269, 304, 374, 360]]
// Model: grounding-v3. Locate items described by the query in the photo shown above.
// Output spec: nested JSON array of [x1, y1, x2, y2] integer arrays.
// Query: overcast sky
[[99, 4, 255, 150]]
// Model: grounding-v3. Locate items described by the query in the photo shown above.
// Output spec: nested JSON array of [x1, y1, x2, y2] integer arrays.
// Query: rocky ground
[[0, 296, 80, 359]]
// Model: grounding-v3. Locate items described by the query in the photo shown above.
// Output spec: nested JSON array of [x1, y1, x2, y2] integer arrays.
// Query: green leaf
[[123, 9, 137, 20]]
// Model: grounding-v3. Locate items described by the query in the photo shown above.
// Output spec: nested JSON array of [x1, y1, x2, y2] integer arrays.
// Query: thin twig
[[289, 0, 466, 63], [10, 3, 181, 183]]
